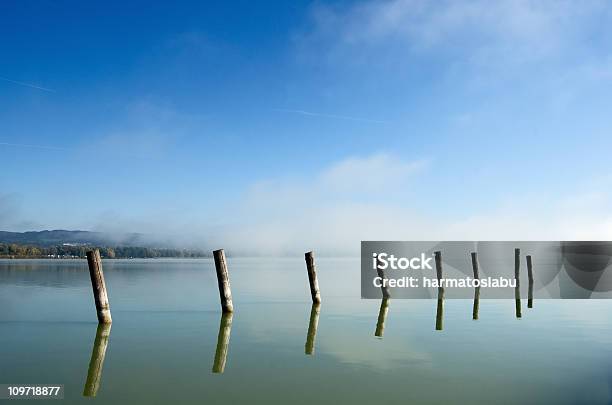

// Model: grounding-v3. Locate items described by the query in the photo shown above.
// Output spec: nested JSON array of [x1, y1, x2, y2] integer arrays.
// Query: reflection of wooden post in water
[[435, 295, 444, 331], [527, 255, 534, 308], [305, 251, 321, 304], [515, 286, 522, 318], [471, 252, 480, 320], [514, 248, 521, 318], [83, 323, 112, 397], [305, 303, 321, 354], [86, 249, 112, 323], [435, 251, 444, 331], [374, 297, 390, 338], [472, 287, 480, 320], [213, 249, 234, 313], [212, 312, 234, 373]]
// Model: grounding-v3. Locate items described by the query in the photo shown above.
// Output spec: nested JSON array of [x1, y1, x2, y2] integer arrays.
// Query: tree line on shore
[[0, 243, 209, 259]]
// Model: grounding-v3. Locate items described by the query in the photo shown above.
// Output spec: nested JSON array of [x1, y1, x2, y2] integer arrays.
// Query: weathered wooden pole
[[514, 248, 520, 285], [527, 255, 534, 308], [471, 252, 480, 320], [514, 248, 521, 318], [212, 312, 233, 373], [526, 255, 534, 283], [213, 249, 234, 313], [434, 251, 444, 330], [305, 251, 321, 304], [374, 297, 390, 338], [86, 249, 112, 324], [305, 302, 321, 355], [376, 260, 391, 299], [434, 251, 442, 280], [434, 251, 444, 296], [83, 323, 112, 397], [471, 252, 480, 279]]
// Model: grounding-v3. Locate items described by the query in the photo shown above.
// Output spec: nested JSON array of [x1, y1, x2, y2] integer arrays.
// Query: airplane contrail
[[274, 108, 389, 124], [0, 142, 68, 151], [0, 76, 56, 92]]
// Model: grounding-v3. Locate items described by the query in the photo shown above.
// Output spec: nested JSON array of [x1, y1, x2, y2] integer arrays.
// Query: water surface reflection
[[212, 312, 233, 373], [305, 303, 321, 354], [83, 323, 111, 397]]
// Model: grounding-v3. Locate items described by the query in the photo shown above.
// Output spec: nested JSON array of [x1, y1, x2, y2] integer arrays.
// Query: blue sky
[[2, 0, 612, 254]]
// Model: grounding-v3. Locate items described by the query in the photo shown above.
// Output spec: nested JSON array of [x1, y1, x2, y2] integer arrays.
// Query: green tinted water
[[1, 258, 611, 404]]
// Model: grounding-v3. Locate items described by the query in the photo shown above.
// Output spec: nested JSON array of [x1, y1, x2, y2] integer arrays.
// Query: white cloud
[[443, 189, 612, 240], [319, 153, 426, 192], [201, 154, 612, 256], [39, 152, 612, 256], [199, 153, 429, 255], [298, 0, 610, 73]]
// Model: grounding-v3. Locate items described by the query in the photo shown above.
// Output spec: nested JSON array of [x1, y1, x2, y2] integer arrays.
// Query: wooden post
[[471, 251, 480, 320], [434, 251, 445, 298], [374, 297, 390, 338], [526, 255, 534, 283], [212, 312, 233, 373], [471, 252, 479, 279], [434, 251, 444, 330], [434, 251, 443, 282], [305, 302, 321, 355], [514, 248, 520, 285], [376, 260, 391, 299], [83, 323, 112, 397], [213, 249, 234, 313], [86, 250, 112, 324], [305, 251, 321, 304], [527, 255, 534, 308], [514, 248, 521, 318]]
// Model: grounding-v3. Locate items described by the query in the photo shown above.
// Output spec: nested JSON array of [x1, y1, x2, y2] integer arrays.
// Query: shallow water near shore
[[1, 258, 611, 404]]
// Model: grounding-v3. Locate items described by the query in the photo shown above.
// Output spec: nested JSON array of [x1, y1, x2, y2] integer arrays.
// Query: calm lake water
[[1, 258, 611, 404]]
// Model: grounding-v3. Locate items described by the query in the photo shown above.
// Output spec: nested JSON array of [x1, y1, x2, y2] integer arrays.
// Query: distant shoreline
[[0, 256, 211, 260], [0, 243, 210, 260]]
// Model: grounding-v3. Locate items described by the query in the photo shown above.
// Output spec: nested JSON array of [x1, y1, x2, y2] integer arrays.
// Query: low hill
[[0, 230, 144, 247]]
